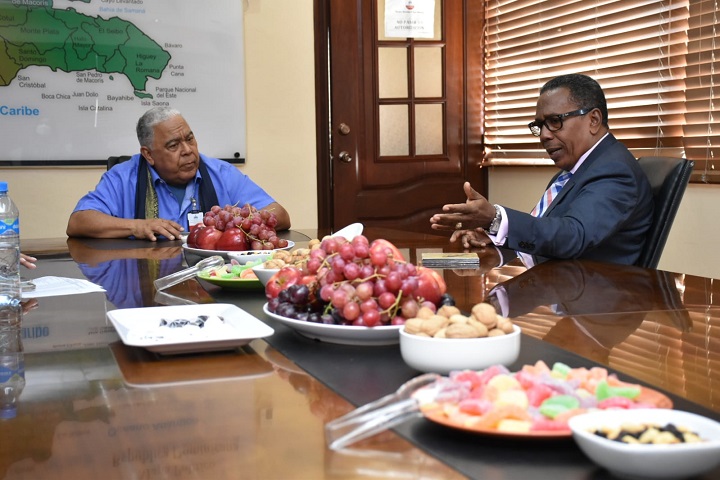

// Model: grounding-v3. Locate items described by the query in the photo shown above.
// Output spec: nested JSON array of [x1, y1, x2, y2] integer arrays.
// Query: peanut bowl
[[399, 324, 521, 375], [568, 408, 720, 479]]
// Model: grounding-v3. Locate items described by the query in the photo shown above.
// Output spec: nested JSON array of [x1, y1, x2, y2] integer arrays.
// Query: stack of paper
[[421, 252, 480, 268]]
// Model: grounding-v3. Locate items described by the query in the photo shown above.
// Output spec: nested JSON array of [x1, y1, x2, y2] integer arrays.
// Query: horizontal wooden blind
[[684, 0, 719, 182], [482, 0, 717, 180]]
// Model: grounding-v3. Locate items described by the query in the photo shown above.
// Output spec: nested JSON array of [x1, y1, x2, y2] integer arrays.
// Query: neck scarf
[[135, 156, 219, 220]]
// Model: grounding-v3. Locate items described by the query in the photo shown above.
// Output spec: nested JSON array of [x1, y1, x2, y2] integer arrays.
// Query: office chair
[[107, 155, 132, 170], [636, 156, 694, 269]]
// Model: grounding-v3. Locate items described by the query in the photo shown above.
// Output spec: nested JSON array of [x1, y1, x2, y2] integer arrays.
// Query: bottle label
[[0, 360, 24, 384], [0, 218, 19, 236]]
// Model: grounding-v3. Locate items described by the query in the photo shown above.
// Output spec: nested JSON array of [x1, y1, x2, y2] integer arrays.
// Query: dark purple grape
[[290, 285, 310, 305], [440, 293, 456, 306], [276, 302, 296, 318], [307, 313, 322, 323], [268, 297, 280, 312], [278, 289, 292, 303], [321, 314, 336, 324]]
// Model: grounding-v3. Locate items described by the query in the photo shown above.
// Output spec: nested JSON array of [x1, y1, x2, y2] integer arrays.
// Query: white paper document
[[21, 276, 106, 299]]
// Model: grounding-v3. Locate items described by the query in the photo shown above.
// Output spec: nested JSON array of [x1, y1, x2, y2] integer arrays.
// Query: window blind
[[482, 0, 718, 184], [684, 0, 719, 182]]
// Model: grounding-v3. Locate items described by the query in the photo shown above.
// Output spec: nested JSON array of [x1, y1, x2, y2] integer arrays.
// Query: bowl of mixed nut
[[568, 408, 720, 479], [399, 302, 521, 374]]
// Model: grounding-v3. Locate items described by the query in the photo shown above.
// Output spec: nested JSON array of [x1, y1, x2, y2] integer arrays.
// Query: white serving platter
[[183, 240, 294, 264], [108, 303, 274, 355], [263, 303, 401, 346]]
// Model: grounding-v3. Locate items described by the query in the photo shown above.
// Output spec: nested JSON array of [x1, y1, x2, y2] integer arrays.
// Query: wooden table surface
[[2, 228, 718, 479]]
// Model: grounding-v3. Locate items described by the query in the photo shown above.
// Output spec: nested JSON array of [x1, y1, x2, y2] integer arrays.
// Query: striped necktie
[[531, 171, 572, 217]]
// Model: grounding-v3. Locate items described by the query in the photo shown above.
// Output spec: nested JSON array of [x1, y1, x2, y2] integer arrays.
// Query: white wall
[[1, 0, 318, 239]]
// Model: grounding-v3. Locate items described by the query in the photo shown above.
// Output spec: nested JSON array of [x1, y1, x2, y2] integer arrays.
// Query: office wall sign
[[384, 0, 435, 39], [0, 0, 246, 166]]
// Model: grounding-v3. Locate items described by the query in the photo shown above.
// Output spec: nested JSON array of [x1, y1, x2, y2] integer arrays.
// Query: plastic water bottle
[[0, 319, 24, 420], [0, 181, 23, 420], [0, 181, 20, 308]]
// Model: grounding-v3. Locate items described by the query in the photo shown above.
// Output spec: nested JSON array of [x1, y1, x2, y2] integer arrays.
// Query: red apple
[[265, 266, 303, 299], [187, 224, 205, 247], [415, 266, 446, 305], [215, 227, 249, 251], [195, 226, 222, 250], [369, 239, 406, 262]]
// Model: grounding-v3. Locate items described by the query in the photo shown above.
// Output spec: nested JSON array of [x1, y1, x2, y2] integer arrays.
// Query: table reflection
[[66, 238, 209, 309]]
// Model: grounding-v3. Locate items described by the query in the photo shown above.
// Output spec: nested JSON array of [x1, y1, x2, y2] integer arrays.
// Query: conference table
[[2, 227, 719, 479]]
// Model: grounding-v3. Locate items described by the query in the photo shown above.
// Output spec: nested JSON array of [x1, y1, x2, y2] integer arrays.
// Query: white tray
[[108, 304, 274, 354]]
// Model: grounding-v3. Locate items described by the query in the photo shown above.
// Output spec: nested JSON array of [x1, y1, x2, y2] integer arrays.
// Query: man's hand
[[449, 228, 492, 249], [430, 182, 496, 232], [130, 219, 184, 241]]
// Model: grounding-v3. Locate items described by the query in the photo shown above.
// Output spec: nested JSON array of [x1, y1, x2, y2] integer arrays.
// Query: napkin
[[21, 276, 106, 299]]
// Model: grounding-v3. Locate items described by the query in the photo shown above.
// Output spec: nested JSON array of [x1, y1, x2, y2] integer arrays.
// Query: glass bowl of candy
[[399, 303, 521, 375], [568, 408, 720, 479]]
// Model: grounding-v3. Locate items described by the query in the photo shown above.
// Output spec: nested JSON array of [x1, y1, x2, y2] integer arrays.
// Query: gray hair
[[136, 107, 182, 147]]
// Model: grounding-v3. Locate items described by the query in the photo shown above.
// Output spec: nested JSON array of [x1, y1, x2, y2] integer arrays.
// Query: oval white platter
[[263, 303, 401, 346], [182, 240, 294, 264]]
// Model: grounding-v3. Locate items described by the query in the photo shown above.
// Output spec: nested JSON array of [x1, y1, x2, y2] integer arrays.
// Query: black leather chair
[[636, 156, 694, 269], [107, 155, 132, 170]]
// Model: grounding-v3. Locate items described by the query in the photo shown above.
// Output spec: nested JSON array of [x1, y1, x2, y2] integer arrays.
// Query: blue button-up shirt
[[73, 153, 276, 231]]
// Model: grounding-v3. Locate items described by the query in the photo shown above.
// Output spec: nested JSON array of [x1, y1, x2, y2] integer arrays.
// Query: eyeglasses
[[528, 108, 594, 136]]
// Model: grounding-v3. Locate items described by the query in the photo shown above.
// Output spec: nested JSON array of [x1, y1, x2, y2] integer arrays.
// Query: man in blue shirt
[[67, 107, 291, 240]]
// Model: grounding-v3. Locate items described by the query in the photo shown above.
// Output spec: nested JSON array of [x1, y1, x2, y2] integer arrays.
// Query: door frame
[[313, 0, 486, 231]]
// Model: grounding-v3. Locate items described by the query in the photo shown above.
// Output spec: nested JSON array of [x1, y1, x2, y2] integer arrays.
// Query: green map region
[[0, 0, 170, 98]]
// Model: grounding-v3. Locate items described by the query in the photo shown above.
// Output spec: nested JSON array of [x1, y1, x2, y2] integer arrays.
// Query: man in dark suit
[[430, 74, 653, 266]]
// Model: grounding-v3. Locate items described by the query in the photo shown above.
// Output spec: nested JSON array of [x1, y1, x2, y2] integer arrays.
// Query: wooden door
[[315, 0, 485, 234]]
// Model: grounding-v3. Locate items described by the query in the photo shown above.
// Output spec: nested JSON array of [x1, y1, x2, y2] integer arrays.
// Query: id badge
[[187, 210, 203, 229]]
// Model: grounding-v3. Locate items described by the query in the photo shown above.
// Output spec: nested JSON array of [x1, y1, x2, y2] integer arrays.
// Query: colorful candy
[[420, 361, 657, 434]]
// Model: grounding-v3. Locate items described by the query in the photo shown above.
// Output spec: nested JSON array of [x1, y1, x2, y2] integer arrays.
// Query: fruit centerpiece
[[265, 235, 448, 327], [187, 203, 289, 251]]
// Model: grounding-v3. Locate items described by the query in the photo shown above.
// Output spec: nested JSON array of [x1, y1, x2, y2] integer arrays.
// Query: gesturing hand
[[430, 182, 495, 232]]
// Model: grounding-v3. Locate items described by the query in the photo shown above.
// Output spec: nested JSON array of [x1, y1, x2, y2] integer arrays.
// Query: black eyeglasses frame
[[528, 108, 595, 137]]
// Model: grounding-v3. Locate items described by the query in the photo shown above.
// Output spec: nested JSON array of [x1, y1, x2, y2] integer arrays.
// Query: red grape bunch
[[266, 235, 451, 327], [188, 203, 289, 251]]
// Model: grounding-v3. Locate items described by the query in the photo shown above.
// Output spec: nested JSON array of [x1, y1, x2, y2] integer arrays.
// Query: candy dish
[[399, 325, 521, 375], [197, 262, 264, 290], [108, 304, 274, 355], [568, 409, 720, 479], [183, 240, 294, 263], [263, 303, 401, 346], [197, 271, 263, 291]]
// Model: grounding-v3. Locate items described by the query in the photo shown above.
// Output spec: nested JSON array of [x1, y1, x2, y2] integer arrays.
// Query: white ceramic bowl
[[568, 409, 720, 479], [399, 324, 521, 375], [332, 222, 363, 240], [251, 265, 279, 286]]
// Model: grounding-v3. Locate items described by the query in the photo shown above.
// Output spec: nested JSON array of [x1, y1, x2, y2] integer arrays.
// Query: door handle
[[337, 151, 353, 163]]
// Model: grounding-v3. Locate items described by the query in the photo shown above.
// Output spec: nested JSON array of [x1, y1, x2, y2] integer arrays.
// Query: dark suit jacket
[[503, 133, 653, 265]]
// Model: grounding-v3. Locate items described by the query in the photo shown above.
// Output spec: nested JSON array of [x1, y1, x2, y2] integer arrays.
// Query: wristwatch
[[487, 204, 502, 235]]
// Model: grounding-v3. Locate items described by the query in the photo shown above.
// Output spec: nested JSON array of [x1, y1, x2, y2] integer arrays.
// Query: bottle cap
[[0, 405, 17, 420], [0, 182, 7, 193]]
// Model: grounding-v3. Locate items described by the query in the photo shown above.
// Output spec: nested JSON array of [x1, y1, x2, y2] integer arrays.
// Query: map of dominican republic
[[0, 0, 246, 163], [0, 0, 171, 97]]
